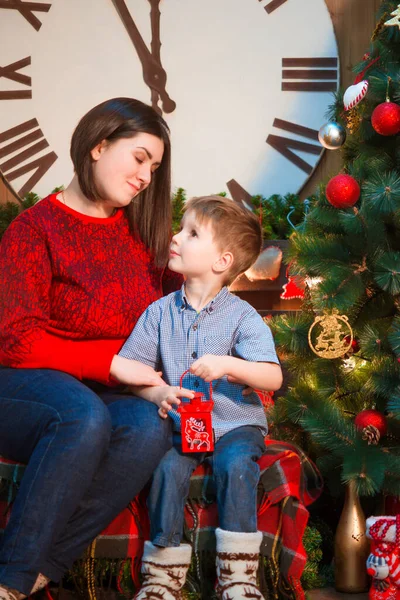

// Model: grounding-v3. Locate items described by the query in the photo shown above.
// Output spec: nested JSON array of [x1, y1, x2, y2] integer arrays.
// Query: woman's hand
[[110, 355, 166, 387]]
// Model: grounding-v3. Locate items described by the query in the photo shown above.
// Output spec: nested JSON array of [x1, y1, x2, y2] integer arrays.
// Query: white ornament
[[343, 80, 369, 111], [244, 246, 283, 282], [384, 5, 400, 29]]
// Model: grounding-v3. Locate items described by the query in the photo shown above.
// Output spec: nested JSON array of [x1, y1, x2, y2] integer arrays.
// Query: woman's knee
[[144, 409, 172, 450], [0, 372, 112, 461], [128, 411, 172, 460], [108, 397, 173, 452], [64, 395, 112, 453]]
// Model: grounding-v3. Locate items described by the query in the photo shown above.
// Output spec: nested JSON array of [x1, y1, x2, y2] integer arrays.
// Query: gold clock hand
[[111, 0, 176, 114]]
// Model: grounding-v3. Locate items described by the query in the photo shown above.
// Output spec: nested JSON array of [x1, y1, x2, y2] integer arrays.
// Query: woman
[[0, 98, 182, 600]]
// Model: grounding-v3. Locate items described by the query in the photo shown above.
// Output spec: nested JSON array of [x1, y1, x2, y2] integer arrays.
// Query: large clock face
[[0, 0, 339, 203]]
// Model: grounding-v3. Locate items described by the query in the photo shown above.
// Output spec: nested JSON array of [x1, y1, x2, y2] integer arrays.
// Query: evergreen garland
[[0, 188, 63, 239], [1, 187, 305, 242], [171, 188, 312, 240]]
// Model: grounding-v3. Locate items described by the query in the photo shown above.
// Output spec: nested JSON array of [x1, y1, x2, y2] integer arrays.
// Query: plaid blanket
[[0, 439, 322, 600], [183, 439, 323, 584]]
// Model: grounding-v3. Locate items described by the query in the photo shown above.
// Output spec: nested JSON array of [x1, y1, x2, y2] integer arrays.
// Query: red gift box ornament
[[178, 369, 214, 453]]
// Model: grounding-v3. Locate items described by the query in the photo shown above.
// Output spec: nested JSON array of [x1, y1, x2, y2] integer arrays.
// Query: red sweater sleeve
[[0, 219, 121, 383]]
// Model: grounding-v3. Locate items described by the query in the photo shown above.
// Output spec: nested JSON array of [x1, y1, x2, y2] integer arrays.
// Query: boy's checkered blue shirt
[[119, 285, 280, 440]]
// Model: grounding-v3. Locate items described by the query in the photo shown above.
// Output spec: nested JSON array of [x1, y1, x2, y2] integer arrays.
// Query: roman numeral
[[282, 58, 338, 92], [261, 0, 288, 14], [226, 180, 254, 208], [0, 118, 57, 197], [0, 0, 51, 32], [0, 57, 31, 100], [266, 118, 321, 174]]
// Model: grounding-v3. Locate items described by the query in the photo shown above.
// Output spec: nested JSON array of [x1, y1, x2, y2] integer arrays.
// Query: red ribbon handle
[[179, 368, 213, 401]]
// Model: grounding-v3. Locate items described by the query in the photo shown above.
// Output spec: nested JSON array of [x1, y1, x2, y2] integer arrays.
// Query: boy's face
[[169, 211, 224, 280]]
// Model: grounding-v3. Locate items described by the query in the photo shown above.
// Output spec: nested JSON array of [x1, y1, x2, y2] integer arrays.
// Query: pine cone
[[362, 425, 380, 445]]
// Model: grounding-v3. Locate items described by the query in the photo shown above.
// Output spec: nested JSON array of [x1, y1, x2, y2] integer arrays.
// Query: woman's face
[[91, 133, 165, 207]]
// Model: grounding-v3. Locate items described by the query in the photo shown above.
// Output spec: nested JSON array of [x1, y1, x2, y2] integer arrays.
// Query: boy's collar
[[178, 284, 229, 314]]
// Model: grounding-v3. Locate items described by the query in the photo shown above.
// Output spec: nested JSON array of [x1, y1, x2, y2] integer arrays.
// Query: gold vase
[[334, 480, 370, 593]]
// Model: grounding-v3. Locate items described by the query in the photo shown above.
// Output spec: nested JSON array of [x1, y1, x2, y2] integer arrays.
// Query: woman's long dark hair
[[70, 97, 172, 267]]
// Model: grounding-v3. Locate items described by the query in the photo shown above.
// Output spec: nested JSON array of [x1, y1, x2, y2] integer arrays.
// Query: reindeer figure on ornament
[[366, 515, 400, 600], [184, 416, 212, 451]]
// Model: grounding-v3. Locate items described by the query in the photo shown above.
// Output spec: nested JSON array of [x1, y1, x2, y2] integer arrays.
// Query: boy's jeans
[[148, 425, 266, 547], [0, 368, 172, 595]]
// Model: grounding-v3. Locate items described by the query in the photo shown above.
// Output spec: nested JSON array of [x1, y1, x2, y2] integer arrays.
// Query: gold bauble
[[308, 310, 353, 359]]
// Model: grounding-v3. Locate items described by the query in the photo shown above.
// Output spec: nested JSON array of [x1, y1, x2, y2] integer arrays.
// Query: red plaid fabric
[[183, 439, 322, 580], [259, 439, 322, 578], [0, 439, 322, 599]]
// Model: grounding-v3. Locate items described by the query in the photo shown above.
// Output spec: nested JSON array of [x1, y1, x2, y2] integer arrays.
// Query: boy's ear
[[214, 251, 234, 275]]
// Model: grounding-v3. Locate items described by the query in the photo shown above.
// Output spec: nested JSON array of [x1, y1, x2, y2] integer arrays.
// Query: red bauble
[[326, 174, 360, 208], [371, 101, 400, 136], [344, 335, 360, 353], [355, 410, 387, 436]]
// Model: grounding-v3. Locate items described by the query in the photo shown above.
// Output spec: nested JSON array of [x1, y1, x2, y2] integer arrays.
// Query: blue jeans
[[148, 425, 265, 547], [0, 368, 172, 595]]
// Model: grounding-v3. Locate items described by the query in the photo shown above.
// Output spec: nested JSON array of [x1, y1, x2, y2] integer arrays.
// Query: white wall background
[[0, 0, 338, 199]]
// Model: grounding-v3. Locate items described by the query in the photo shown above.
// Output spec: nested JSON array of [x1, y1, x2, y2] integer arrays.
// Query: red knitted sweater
[[0, 194, 182, 384]]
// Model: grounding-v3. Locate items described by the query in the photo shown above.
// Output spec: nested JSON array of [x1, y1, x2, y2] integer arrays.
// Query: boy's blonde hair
[[184, 195, 262, 285]]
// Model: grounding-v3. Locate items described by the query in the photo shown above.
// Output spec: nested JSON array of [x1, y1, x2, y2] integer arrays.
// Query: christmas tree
[[270, 0, 400, 500]]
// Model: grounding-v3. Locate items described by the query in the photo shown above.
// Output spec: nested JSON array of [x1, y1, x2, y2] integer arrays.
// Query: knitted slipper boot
[[0, 586, 25, 600], [215, 528, 265, 600], [133, 542, 192, 600]]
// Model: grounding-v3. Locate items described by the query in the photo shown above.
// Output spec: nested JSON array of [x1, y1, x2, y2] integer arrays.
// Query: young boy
[[118, 195, 282, 600]]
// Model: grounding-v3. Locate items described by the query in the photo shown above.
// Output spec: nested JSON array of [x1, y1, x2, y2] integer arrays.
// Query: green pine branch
[[269, 0, 400, 497]]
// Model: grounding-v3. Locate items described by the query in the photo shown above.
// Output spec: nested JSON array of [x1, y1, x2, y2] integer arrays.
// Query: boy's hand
[[227, 375, 254, 396], [152, 386, 195, 419], [110, 355, 166, 387], [190, 354, 228, 382]]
